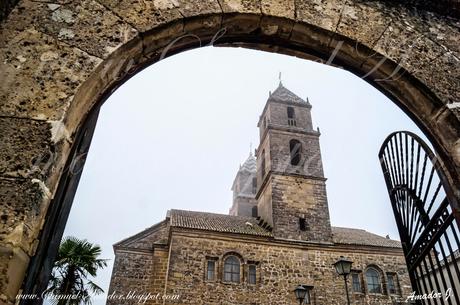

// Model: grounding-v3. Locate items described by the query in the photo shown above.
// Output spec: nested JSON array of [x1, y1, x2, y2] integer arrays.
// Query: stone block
[[261, 0, 295, 18], [183, 15, 222, 41], [97, 0, 183, 33], [290, 22, 333, 59], [0, 177, 49, 256], [142, 21, 186, 58], [0, 27, 101, 120], [219, 0, 261, 14], [0, 245, 30, 304], [411, 51, 460, 105], [65, 35, 143, 132], [0, 117, 53, 180], [173, 0, 222, 17], [221, 13, 261, 38], [372, 16, 458, 106], [294, 0, 341, 32], [31, 0, 139, 59], [336, 0, 392, 48], [260, 16, 294, 39]]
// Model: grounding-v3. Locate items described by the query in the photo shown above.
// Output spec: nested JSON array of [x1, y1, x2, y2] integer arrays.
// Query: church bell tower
[[229, 153, 257, 217], [255, 82, 333, 243]]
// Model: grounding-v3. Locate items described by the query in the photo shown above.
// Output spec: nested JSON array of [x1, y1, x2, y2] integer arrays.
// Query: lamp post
[[294, 285, 314, 305], [333, 256, 353, 305]]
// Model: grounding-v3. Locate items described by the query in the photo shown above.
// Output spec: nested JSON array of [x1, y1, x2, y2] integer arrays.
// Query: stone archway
[[0, 0, 459, 303]]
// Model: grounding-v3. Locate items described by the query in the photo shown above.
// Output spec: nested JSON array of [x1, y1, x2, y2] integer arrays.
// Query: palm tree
[[45, 236, 108, 305]]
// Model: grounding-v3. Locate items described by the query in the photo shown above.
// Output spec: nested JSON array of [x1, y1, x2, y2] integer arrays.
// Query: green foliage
[[45, 236, 108, 305]]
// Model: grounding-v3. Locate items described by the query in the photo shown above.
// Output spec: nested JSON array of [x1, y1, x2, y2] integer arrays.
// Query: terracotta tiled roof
[[331, 227, 401, 248], [169, 209, 273, 237], [168, 210, 401, 248]]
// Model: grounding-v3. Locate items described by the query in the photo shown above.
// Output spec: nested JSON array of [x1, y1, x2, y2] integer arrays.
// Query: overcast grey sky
[[62, 46, 429, 304]]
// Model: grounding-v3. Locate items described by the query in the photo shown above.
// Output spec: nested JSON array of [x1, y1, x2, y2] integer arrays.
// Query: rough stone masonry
[[107, 84, 412, 305], [0, 0, 459, 304]]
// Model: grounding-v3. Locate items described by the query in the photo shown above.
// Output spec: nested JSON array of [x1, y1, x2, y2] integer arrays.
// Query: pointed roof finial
[[278, 72, 283, 86], [249, 142, 253, 156]]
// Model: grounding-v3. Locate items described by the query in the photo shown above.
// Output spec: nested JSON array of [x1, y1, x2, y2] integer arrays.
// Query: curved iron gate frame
[[379, 131, 460, 305]]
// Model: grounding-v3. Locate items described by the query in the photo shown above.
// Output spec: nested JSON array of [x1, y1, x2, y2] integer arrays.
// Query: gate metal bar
[[379, 131, 460, 305]]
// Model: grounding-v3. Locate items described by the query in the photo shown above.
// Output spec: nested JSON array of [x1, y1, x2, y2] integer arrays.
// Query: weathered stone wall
[[106, 221, 170, 305], [267, 101, 313, 131], [122, 221, 170, 250], [0, 0, 459, 302], [229, 196, 257, 217], [256, 178, 273, 226], [387, 0, 460, 18], [256, 135, 271, 190], [106, 247, 169, 305], [268, 129, 324, 177], [271, 174, 333, 242], [258, 97, 314, 137], [163, 231, 411, 305]]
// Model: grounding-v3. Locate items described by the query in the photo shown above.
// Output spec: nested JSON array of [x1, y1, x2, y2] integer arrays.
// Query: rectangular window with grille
[[206, 260, 215, 281], [248, 265, 257, 284], [352, 273, 362, 293], [387, 273, 397, 294]]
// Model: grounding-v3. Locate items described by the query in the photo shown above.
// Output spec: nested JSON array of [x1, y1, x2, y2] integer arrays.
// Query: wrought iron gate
[[379, 131, 460, 305]]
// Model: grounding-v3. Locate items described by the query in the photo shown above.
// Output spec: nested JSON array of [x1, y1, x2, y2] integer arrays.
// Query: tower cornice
[[257, 123, 320, 151]]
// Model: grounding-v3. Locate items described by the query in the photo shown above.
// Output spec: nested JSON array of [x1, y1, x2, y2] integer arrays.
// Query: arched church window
[[223, 256, 240, 283], [289, 139, 301, 166], [287, 107, 296, 126], [365, 267, 382, 293]]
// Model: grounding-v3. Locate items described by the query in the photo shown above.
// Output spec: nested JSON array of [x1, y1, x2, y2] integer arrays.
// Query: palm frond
[[47, 236, 107, 305]]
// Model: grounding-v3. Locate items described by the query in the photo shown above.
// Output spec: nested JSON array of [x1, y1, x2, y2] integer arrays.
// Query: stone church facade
[[107, 84, 411, 305]]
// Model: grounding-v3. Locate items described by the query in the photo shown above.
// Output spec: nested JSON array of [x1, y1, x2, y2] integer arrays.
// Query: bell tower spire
[[229, 152, 257, 217], [255, 81, 332, 243]]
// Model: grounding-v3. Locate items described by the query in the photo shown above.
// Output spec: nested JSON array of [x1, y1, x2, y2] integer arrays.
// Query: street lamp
[[333, 256, 353, 305], [294, 285, 313, 305]]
